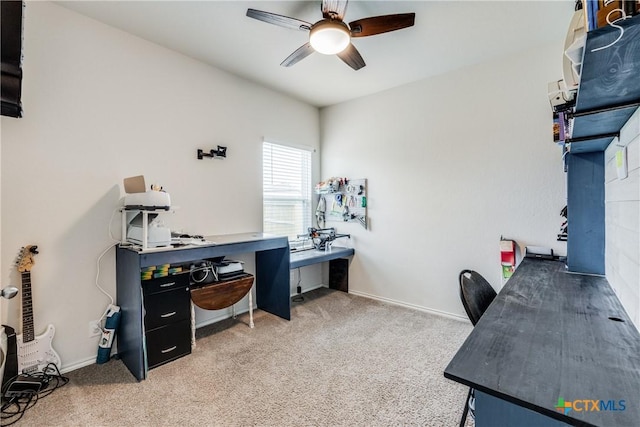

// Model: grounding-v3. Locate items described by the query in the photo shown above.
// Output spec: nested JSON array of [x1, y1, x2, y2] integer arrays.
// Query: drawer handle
[[161, 345, 177, 354], [160, 281, 176, 288], [160, 311, 177, 318]]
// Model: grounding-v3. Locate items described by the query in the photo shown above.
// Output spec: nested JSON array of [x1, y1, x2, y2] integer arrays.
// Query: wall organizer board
[[315, 177, 367, 229]]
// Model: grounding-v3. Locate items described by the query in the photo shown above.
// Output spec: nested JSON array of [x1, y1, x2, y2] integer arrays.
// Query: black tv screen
[[1, 1, 24, 118]]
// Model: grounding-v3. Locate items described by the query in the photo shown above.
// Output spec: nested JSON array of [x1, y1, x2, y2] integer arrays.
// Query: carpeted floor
[[7, 288, 473, 426]]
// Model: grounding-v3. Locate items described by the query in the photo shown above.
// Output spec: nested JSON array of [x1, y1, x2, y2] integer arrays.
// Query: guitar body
[[17, 324, 61, 374], [14, 245, 62, 374]]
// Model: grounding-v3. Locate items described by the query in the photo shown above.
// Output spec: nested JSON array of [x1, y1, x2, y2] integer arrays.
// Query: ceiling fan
[[246, 0, 415, 70]]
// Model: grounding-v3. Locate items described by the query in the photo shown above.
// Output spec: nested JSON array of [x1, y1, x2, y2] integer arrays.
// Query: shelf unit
[[566, 14, 640, 153], [120, 208, 174, 251], [563, 14, 640, 274]]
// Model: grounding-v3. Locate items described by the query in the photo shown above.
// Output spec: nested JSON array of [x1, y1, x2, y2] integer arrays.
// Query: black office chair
[[457, 269, 497, 427], [459, 269, 497, 327]]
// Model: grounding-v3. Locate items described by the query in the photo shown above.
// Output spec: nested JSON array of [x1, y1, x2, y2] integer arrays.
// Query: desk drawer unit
[[144, 287, 191, 330], [142, 273, 191, 369], [145, 320, 191, 369], [142, 274, 188, 295]]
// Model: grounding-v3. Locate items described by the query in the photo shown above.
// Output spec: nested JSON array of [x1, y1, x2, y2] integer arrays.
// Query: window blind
[[263, 141, 312, 239]]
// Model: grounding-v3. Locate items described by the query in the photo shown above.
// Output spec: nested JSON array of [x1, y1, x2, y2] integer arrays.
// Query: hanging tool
[[315, 196, 326, 228]]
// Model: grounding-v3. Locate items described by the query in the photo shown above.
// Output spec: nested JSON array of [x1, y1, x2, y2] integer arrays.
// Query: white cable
[[95, 244, 115, 308], [591, 9, 627, 53], [190, 265, 215, 283], [92, 208, 123, 325], [108, 207, 121, 242]]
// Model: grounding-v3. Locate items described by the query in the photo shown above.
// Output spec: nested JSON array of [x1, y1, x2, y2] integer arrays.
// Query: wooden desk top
[[444, 258, 640, 426]]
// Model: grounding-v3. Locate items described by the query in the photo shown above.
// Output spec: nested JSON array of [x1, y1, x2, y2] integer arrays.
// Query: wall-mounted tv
[[1, 1, 24, 118]]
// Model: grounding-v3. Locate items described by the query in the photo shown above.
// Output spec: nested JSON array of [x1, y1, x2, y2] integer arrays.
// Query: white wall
[[320, 41, 567, 319], [605, 109, 640, 330], [0, 2, 319, 371]]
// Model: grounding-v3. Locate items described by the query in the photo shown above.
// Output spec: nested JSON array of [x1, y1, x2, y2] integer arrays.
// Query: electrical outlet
[[88, 320, 101, 337]]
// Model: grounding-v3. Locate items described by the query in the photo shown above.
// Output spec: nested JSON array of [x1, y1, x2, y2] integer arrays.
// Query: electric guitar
[[15, 245, 61, 374]]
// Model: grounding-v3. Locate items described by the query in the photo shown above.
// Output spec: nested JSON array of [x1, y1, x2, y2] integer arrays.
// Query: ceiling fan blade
[[322, 0, 349, 20], [246, 9, 312, 31], [337, 43, 366, 71], [349, 13, 415, 37], [281, 43, 315, 67]]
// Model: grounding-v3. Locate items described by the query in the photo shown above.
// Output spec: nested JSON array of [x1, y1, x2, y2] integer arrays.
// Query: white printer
[[126, 212, 172, 248], [122, 175, 172, 249]]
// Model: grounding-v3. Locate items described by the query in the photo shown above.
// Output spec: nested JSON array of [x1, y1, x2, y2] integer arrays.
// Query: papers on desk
[[189, 239, 215, 246], [171, 237, 215, 246]]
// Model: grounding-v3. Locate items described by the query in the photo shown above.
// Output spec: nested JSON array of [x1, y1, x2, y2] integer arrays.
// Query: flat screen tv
[[1, 1, 24, 118]]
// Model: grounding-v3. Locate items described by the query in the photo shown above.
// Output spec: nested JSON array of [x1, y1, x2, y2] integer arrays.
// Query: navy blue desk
[[289, 246, 354, 268], [116, 232, 289, 380], [289, 246, 354, 292], [444, 258, 640, 426]]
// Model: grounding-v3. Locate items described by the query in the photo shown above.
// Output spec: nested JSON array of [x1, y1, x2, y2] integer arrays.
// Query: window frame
[[262, 140, 313, 240]]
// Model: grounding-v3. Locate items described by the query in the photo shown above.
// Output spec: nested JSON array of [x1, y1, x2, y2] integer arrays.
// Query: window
[[263, 141, 312, 239]]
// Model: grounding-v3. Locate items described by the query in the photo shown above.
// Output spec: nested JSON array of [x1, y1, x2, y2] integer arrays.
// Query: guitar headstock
[[16, 245, 39, 273]]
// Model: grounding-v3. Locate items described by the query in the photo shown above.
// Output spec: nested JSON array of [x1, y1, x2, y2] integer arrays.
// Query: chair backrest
[[459, 269, 497, 326]]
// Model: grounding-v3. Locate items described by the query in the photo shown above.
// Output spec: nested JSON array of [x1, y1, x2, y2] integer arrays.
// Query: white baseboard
[[195, 310, 238, 329], [63, 285, 464, 373], [348, 289, 470, 323], [60, 356, 96, 374]]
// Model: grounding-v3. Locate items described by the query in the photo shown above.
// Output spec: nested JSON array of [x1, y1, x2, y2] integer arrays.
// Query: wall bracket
[[197, 146, 227, 160]]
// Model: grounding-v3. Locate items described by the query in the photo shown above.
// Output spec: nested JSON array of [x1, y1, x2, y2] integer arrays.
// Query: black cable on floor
[[1, 363, 69, 425], [292, 267, 304, 302]]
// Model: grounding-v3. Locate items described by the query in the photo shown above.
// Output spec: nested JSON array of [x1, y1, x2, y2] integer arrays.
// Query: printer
[[214, 259, 245, 278], [126, 212, 172, 248], [122, 175, 172, 248]]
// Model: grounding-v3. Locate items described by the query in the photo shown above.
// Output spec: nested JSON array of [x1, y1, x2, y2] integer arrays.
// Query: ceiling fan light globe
[[309, 21, 350, 55]]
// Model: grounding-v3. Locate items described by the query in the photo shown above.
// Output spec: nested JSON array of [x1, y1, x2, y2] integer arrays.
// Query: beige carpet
[[12, 288, 473, 426]]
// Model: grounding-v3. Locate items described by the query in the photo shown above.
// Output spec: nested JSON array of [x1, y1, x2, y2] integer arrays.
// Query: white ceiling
[[56, 1, 575, 108]]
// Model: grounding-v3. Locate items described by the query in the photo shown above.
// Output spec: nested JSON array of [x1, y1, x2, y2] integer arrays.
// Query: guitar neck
[[21, 271, 35, 342]]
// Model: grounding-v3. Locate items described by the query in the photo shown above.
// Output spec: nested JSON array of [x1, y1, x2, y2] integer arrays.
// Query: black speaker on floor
[[329, 258, 349, 293]]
